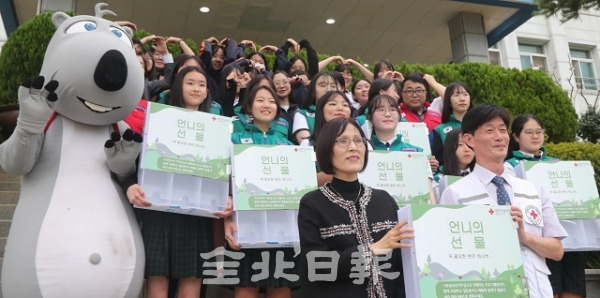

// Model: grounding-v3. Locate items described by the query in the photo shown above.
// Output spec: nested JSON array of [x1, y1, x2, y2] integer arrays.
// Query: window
[[519, 43, 547, 72], [488, 44, 501, 66], [570, 48, 598, 90]]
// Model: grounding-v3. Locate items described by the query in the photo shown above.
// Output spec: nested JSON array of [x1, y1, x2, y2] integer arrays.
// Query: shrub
[[0, 24, 579, 142], [0, 12, 71, 105], [577, 108, 600, 143]]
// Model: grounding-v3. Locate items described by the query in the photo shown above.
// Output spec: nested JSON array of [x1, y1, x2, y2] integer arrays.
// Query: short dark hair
[[312, 91, 352, 142], [168, 66, 213, 113], [441, 82, 472, 123], [241, 85, 281, 120], [507, 114, 544, 158], [366, 94, 399, 120], [315, 118, 369, 175], [400, 72, 433, 102], [461, 104, 510, 136], [442, 129, 475, 175]]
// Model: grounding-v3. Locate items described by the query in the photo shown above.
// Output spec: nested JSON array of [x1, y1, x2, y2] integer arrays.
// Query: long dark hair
[[168, 55, 204, 86], [443, 129, 475, 175], [441, 82, 472, 123], [273, 71, 297, 104], [167, 66, 213, 112], [507, 114, 544, 159], [247, 51, 269, 73]]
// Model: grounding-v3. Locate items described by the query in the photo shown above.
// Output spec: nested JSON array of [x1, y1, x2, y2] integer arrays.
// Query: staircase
[[0, 169, 19, 298]]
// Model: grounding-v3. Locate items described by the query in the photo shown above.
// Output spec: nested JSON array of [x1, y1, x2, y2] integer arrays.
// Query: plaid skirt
[[547, 251, 586, 296], [226, 246, 300, 288], [139, 209, 214, 279]]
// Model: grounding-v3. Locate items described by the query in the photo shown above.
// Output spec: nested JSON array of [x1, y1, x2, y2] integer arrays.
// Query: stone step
[[0, 237, 5, 258], [0, 220, 11, 239], [0, 173, 19, 182], [0, 183, 19, 192], [0, 192, 18, 205], [0, 205, 15, 220]]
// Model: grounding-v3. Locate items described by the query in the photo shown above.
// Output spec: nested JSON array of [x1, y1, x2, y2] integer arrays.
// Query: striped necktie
[[491, 176, 511, 205]]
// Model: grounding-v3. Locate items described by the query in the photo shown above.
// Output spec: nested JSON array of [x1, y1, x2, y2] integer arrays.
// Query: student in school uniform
[[505, 114, 584, 298], [224, 85, 297, 298]]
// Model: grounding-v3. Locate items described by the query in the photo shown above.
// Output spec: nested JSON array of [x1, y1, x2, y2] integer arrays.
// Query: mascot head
[[40, 3, 144, 126]]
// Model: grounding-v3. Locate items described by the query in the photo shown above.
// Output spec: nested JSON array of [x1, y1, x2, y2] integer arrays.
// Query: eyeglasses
[[273, 80, 289, 86], [402, 89, 426, 96], [341, 73, 352, 77], [374, 107, 399, 115], [523, 129, 545, 137], [335, 137, 367, 147]]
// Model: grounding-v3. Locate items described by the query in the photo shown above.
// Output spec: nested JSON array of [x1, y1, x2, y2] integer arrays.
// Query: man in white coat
[[440, 104, 567, 298]]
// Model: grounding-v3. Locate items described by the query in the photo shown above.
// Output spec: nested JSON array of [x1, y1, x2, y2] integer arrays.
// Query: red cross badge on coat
[[524, 205, 543, 226]]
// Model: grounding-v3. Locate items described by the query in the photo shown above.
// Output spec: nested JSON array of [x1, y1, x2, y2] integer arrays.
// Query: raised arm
[[299, 39, 319, 78], [318, 55, 344, 72], [424, 74, 446, 99], [344, 59, 374, 82], [166, 36, 194, 56]]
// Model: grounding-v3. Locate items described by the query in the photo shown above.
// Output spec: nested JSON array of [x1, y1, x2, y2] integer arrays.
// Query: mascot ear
[[52, 12, 71, 29], [122, 26, 134, 39]]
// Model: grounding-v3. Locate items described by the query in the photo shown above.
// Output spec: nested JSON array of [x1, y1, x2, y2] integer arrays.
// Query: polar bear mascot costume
[[0, 3, 145, 297]]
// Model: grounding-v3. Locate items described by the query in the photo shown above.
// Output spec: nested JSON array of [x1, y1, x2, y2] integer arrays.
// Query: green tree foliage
[[577, 108, 600, 143], [0, 12, 74, 106], [537, 0, 600, 22]]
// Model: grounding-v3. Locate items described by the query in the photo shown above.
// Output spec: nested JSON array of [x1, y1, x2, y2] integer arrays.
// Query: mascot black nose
[[94, 50, 128, 91]]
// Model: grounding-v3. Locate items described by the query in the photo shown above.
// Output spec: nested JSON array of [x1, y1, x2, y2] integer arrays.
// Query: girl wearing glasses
[[504, 114, 584, 298], [355, 79, 402, 128], [367, 94, 437, 204], [505, 114, 558, 166], [298, 117, 413, 298], [431, 82, 472, 166], [225, 85, 297, 298], [367, 94, 421, 152]]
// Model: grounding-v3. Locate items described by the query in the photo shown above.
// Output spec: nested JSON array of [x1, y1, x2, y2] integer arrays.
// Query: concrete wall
[[496, 9, 600, 115]]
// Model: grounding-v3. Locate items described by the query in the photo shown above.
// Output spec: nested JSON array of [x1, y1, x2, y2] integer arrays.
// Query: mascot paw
[[17, 76, 59, 133], [104, 129, 142, 177]]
